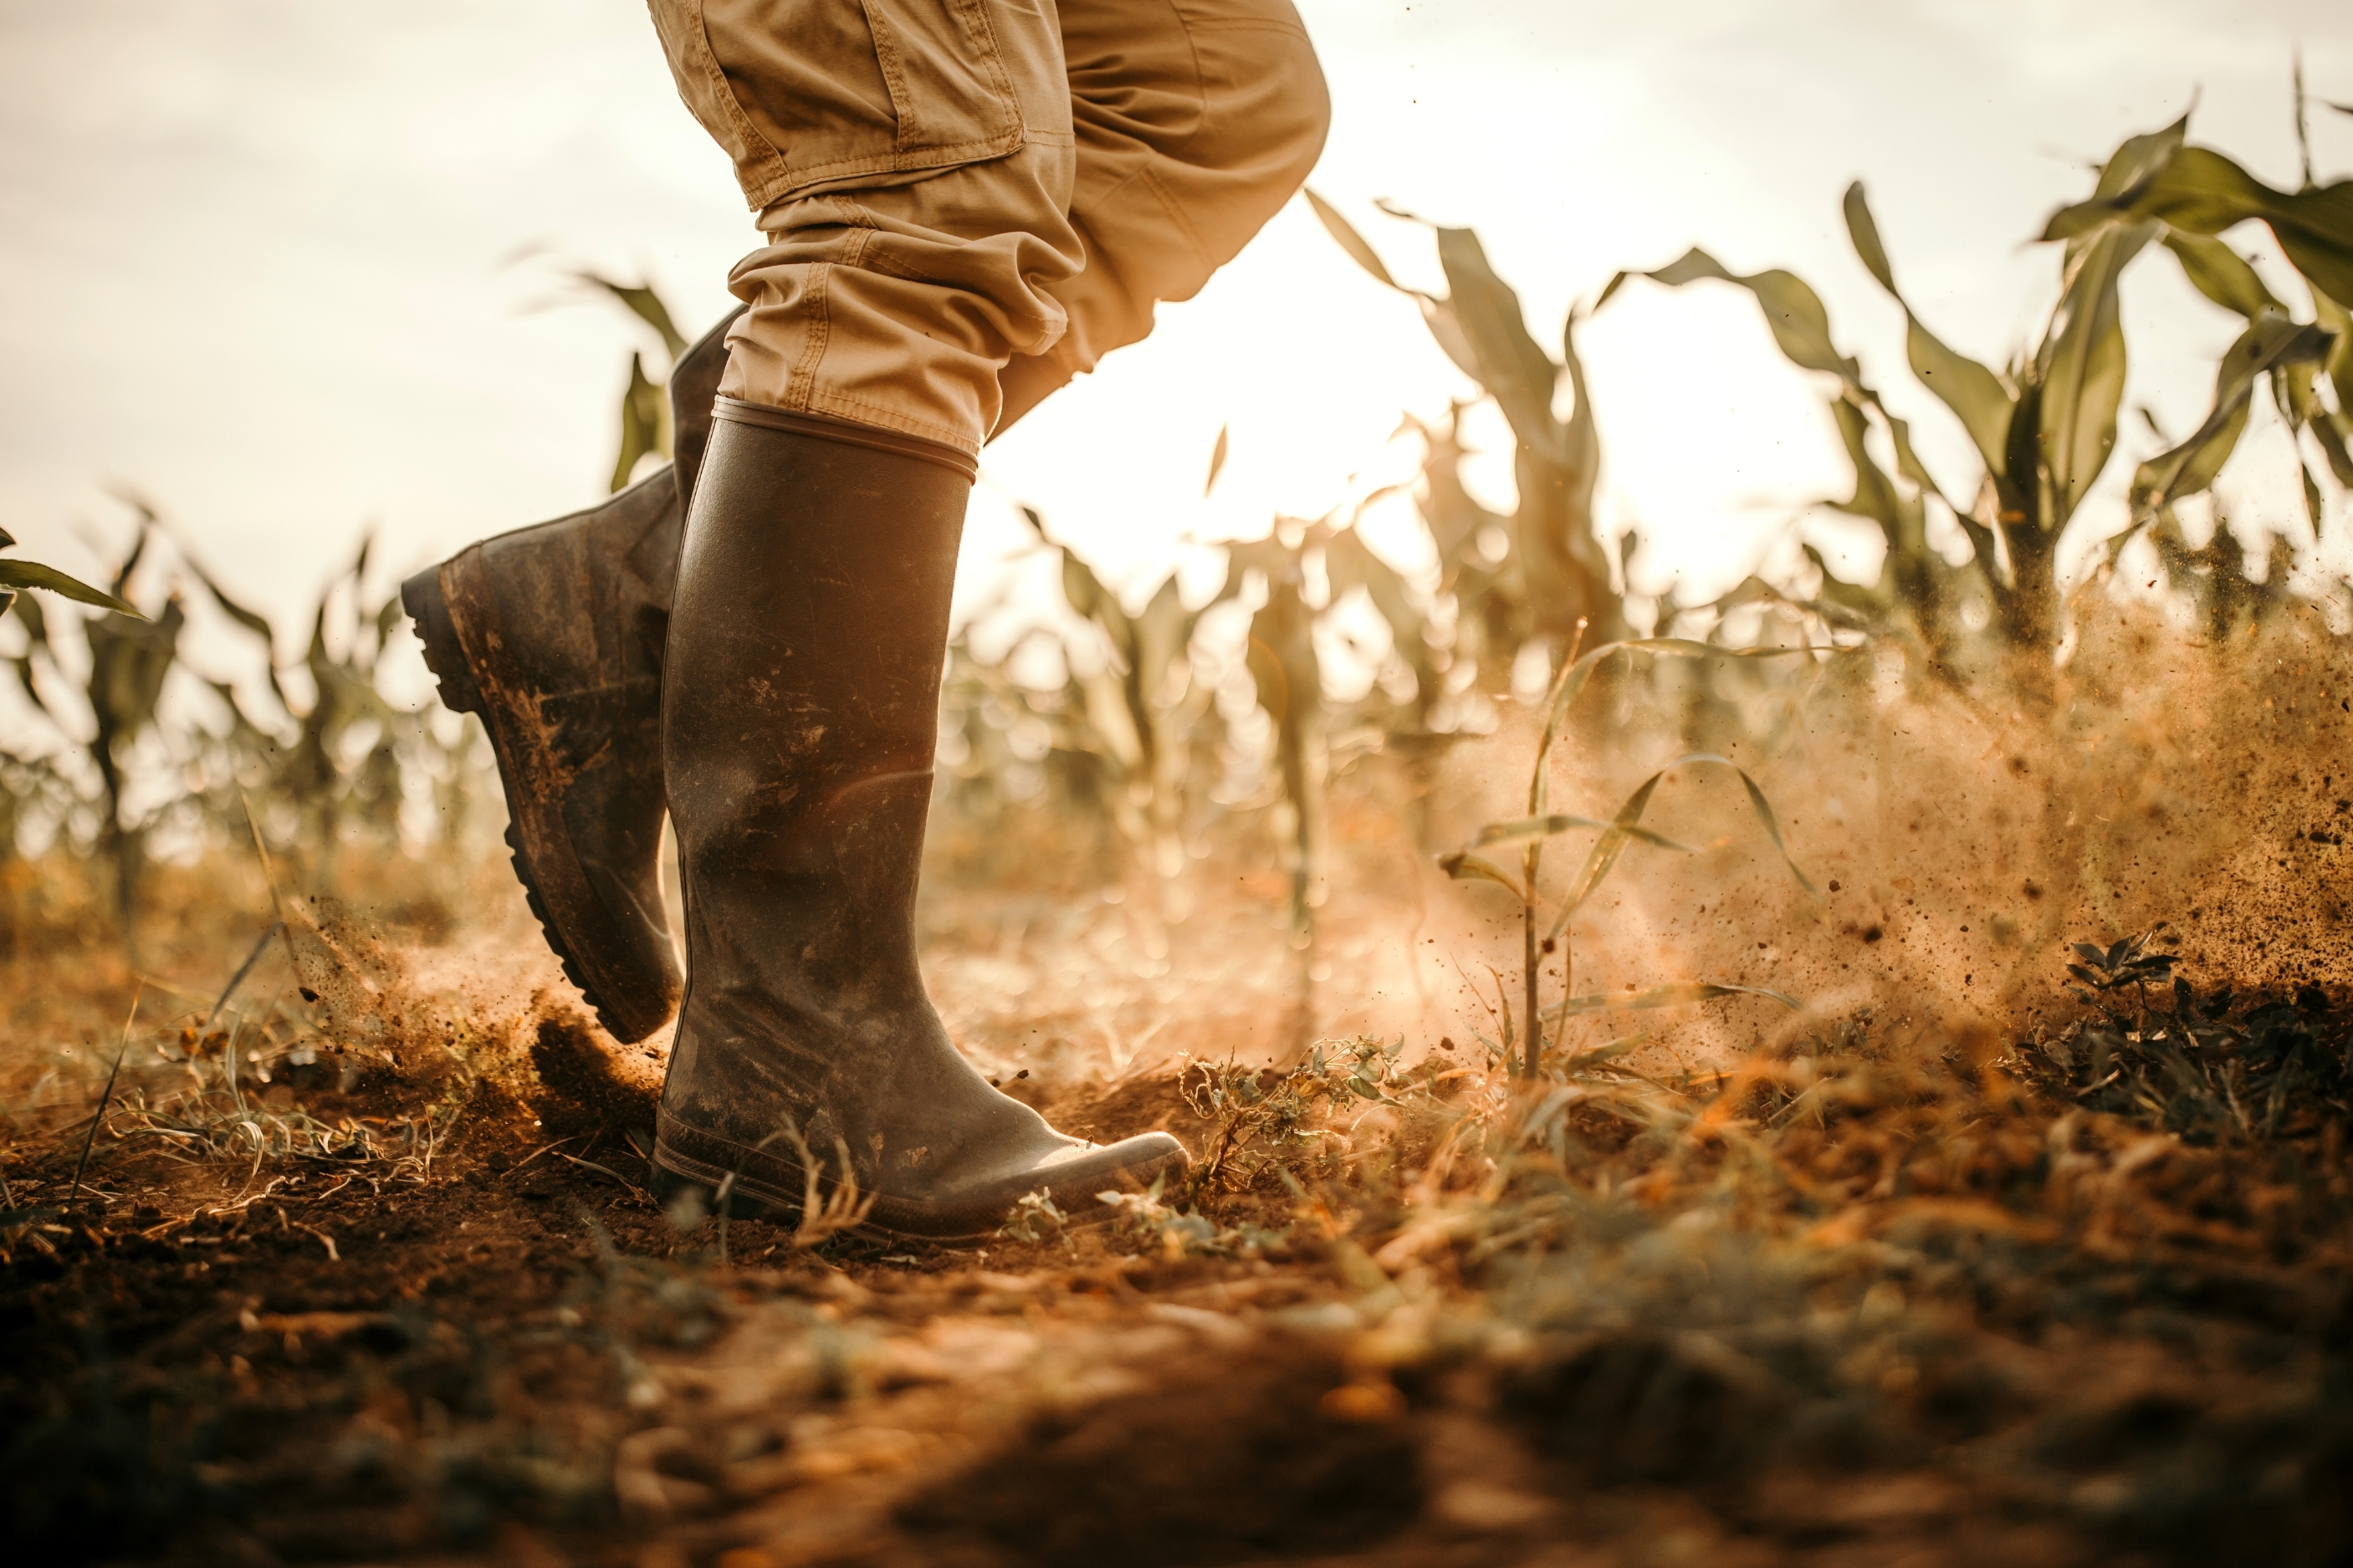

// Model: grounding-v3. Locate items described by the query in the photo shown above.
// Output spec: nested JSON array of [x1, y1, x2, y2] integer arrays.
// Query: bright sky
[[2, 0, 2349, 696]]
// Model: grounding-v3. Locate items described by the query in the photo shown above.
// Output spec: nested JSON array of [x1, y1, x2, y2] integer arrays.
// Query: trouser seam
[[788, 259, 836, 411]]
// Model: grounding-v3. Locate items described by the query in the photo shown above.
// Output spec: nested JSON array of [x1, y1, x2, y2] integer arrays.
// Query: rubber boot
[[402, 309, 740, 1043], [650, 402, 1189, 1239]]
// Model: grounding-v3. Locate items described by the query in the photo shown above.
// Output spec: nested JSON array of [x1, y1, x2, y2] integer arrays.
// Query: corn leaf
[[1434, 226, 1568, 465], [576, 270, 688, 360], [1306, 189, 1401, 290], [611, 351, 666, 494], [0, 558, 141, 616], [1844, 183, 2017, 478], [2163, 232, 2285, 319], [1204, 424, 1230, 498], [2043, 143, 2353, 310], [2093, 114, 2192, 204], [2131, 316, 2335, 514], [1611, 248, 1862, 396], [1437, 850, 1529, 904], [1304, 191, 1485, 381], [1550, 773, 1666, 927], [2035, 221, 2156, 529], [1470, 813, 1691, 852]]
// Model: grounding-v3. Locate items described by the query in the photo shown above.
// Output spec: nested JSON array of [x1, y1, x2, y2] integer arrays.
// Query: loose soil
[[8, 665, 2353, 1566]]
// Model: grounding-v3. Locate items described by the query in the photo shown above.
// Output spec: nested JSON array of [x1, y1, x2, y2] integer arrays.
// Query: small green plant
[[1440, 633, 1818, 1078]]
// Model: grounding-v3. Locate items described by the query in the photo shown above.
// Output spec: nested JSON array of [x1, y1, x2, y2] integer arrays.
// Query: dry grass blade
[[1545, 981, 1802, 1021], [67, 983, 141, 1209], [1470, 812, 1688, 852]]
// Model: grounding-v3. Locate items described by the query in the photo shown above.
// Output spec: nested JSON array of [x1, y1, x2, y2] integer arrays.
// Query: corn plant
[[2, 503, 485, 920], [585, 273, 688, 493], [1607, 101, 2351, 661], [1310, 193, 1629, 664], [1440, 633, 1818, 1078]]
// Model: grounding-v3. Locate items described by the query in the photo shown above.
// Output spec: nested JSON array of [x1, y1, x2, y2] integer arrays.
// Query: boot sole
[[650, 1116, 1190, 1243], [402, 556, 672, 1044]]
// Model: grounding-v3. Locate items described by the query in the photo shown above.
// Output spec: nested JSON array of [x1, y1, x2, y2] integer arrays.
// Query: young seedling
[[1440, 630, 1821, 1077]]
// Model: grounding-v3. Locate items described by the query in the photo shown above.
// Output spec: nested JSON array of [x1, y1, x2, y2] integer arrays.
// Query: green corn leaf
[[2131, 316, 2335, 514], [2095, 114, 2192, 204], [2315, 287, 2353, 406], [1437, 850, 1529, 904], [1844, 183, 2017, 478], [1546, 751, 1815, 945], [1306, 188, 1402, 290], [176, 549, 278, 650], [611, 351, 666, 493], [2310, 405, 2353, 489], [1829, 396, 1908, 544], [1546, 982, 1803, 1022], [2162, 232, 2285, 319], [11, 589, 49, 648], [1470, 813, 1691, 852], [2035, 221, 2156, 529], [576, 270, 688, 360], [1616, 248, 1861, 396], [1418, 296, 1486, 382], [1434, 225, 1568, 464], [0, 558, 142, 616], [1303, 191, 1485, 381], [2042, 144, 2353, 310], [1550, 773, 1666, 927]]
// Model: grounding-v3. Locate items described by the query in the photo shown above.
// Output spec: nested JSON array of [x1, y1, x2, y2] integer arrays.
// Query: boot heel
[[402, 561, 487, 716]]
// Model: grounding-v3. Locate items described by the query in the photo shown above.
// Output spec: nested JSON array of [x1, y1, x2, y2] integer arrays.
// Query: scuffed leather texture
[[435, 472, 684, 1043], [653, 416, 1187, 1238], [405, 307, 740, 1043]]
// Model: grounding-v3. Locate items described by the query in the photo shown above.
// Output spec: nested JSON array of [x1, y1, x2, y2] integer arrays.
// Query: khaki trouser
[[646, 0, 1329, 454]]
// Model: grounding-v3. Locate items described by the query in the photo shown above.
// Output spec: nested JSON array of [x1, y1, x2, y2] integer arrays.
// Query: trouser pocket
[[646, 0, 1040, 210]]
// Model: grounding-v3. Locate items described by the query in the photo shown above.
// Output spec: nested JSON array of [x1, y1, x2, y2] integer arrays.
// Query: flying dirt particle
[[1863, 927, 1885, 944], [1829, 880, 1841, 892], [1438, 1036, 1455, 1051], [2023, 881, 2044, 900]]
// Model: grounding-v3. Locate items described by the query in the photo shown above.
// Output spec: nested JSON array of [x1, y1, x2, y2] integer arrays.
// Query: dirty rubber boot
[[650, 403, 1189, 1239], [402, 309, 742, 1043]]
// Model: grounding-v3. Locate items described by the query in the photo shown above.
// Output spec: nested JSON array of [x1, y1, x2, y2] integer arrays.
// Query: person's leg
[[400, 310, 737, 1044], [996, 0, 1331, 433], [408, 0, 1330, 1061], [646, 0, 1186, 1232]]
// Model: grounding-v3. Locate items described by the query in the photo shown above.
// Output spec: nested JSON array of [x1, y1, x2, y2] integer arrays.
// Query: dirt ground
[[6, 710, 2353, 1567]]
